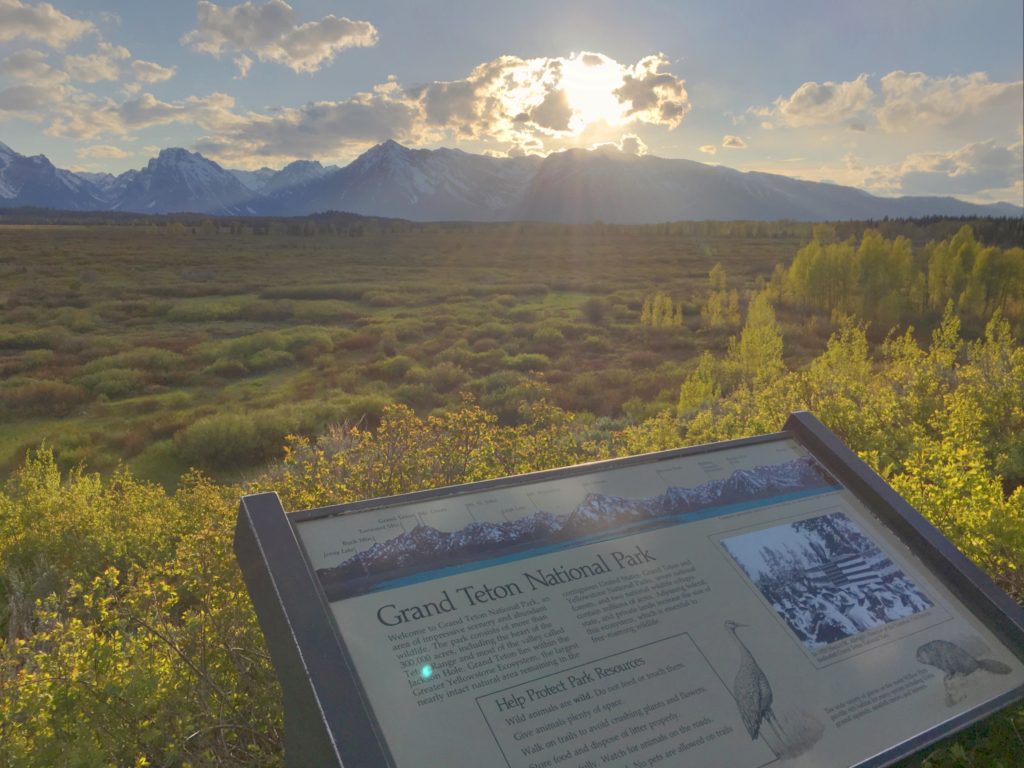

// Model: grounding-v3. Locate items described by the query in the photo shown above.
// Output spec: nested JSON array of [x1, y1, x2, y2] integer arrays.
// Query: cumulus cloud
[[760, 74, 873, 127], [614, 54, 690, 127], [722, 134, 747, 148], [698, 145, 717, 154], [131, 59, 176, 83], [0, 48, 67, 85], [896, 139, 1024, 197], [182, 0, 378, 74], [759, 138, 1024, 204], [77, 144, 130, 159], [234, 54, 252, 78], [191, 50, 690, 166], [0, 0, 95, 49], [590, 133, 649, 156], [46, 90, 246, 140], [0, 49, 70, 119], [64, 41, 130, 83], [9, 47, 688, 168], [618, 134, 648, 155], [529, 89, 573, 132], [0, 84, 54, 115], [876, 71, 1023, 131], [755, 70, 1022, 138]]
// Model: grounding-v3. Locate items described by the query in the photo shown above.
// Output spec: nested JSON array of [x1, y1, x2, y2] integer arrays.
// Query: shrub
[[83, 347, 186, 376], [580, 296, 609, 323], [166, 300, 243, 322], [18, 349, 55, 370], [0, 379, 89, 417], [78, 368, 148, 399], [202, 359, 249, 378], [285, 328, 334, 360], [581, 335, 611, 353], [362, 290, 403, 307], [371, 355, 415, 382], [506, 353, 550, 371], [422, 361, 468, 392], [247, 348, 295, 372], [237, 298, 295, 321], [532, 325, 565, 352], [290, 300, 361, 323]]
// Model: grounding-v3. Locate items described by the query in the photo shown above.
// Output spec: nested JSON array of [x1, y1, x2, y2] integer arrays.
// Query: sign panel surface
[[293, 436, 1024, 768]]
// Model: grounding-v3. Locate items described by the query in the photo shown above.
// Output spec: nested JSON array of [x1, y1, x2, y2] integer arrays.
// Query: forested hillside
[[0, 219, 1021, 766]]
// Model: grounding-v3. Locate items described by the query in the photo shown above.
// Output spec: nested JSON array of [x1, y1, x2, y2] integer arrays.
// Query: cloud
[[590, 133, 649, 156], [752, 138, 1023, 205], [234, 54, 252, 78], [698, 144, 717, 154], [10, 48, 688, 168], [131, 59, 176, 83], [0, 84, 55, 115], [77, 144, 130, 159], [618, 134, 648, 155], [896, 139, 1024, 197], [0, 0, 95, 49], [614, 54, 690, 127], [64, 41, 131, 83], [755, 70, 1021, 139], [182, 0, 378, 74], [0, 48, 67, 85], [722, 134, 747, 148], [761, 74, 873, 127], [0, 49, 70, 119], [46, 90, 246, 140], [876, 71, 1023, 131], [192, 50, 690, 166], [529, 89, 572, 132]]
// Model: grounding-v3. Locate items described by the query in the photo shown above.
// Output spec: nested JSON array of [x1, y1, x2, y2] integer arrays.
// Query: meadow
[[0, 219, 814, 485], [0, 214, 1021, 767]]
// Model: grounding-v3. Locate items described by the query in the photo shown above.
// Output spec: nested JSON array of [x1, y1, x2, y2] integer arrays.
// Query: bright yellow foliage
[[1, 312, 1022, 766]]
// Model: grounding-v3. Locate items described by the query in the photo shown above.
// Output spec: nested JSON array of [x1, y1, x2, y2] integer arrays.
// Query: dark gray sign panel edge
[[234, 410, 1024, 768]]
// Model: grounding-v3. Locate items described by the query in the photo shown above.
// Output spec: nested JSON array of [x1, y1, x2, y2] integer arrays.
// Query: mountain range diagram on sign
[[315, 454, 840, 600]]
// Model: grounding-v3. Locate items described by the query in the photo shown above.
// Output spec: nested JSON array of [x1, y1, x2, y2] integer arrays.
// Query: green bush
[[247, 348, 295, 372], [78, 368, 148, 399], [202, 358, 249, 378], [371, 355, 415, 382], [532, 325, 565, 352], [166, 299, 243, 322], [83, 347, 185, 376], [506, 352, 550, 371], [0, 379, 89, 417]]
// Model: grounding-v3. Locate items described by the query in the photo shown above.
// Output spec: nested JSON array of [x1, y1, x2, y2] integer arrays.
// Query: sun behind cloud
[[560, 52, 630, 131]]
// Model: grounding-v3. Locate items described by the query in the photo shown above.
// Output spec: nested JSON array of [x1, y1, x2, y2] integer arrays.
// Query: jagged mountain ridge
[[255, 140, 542, 220], [110, 148, 256, 215], [0, 140, 106, 210], [1, 139, 1020, 220], [316, 456, 838, 593]]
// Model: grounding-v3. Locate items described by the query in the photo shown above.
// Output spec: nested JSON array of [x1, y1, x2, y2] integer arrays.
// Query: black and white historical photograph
[[722, 511, 933, 649]]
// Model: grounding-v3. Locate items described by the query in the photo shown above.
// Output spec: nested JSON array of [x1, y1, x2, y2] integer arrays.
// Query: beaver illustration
[[916, 639, 1011, 679]]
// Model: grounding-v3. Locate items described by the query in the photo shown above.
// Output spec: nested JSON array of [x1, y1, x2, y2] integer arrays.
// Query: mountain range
[[1, 138, 1020, 222], [317, 455, 839, 600]]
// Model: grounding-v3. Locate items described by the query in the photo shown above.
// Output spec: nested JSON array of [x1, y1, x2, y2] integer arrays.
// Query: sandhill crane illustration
[[725, 620, 787, 754]]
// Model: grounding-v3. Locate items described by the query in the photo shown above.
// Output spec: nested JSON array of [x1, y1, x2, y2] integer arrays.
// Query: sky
[[0, 0, 1021, 204]]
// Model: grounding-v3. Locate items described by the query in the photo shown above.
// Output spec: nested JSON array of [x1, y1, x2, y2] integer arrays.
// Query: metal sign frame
[[234, 411, 1024, 768]]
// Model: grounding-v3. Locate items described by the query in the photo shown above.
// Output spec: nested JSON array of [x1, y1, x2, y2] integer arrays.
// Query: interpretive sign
[[235, 411, 1024, 768]]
